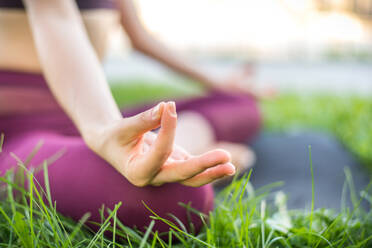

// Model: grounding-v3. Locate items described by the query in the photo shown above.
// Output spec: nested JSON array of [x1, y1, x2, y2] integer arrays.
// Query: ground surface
[[245, 131, 369, 209], [1, 83, 372, 247]]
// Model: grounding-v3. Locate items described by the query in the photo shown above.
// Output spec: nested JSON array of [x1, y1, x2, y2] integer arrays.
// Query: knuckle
[[196, 158, 212, 170], [201, 160, 212, 170], [139, 109, 153, 124], [151, 182, 164, 187], [139, 111, 149, 123], [128, 177, 150, 187], [132, 180, 148, 187], [164, 150, 172, 158], [178, 170, 191, 181], [158, 149, 172, 160]]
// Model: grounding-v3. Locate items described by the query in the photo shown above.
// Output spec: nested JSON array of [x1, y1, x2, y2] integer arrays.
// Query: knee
[[30, 142, 215, 237], [236, 95, 262, 143], [200, 93, 262, 143]]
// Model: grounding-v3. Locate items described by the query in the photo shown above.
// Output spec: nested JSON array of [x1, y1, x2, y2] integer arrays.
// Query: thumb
[[122, 102, 165, 139]]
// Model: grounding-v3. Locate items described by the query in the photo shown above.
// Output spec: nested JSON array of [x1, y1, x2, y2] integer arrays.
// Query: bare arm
[[117, 0, 217, 89], [23, 0, 234, 187], [24, 0, 121, 141], [117, 0, 276, 99]]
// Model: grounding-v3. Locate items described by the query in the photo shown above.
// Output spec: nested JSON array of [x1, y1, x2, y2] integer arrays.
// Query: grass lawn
[[0, 80, 371, 247]]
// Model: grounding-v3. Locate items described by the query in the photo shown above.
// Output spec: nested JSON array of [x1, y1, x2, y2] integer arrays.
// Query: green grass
[[262, 95, 372, 171], [0, 160, 371, 247], [1, 80, 372, 247], [109, 78, 202, 108]]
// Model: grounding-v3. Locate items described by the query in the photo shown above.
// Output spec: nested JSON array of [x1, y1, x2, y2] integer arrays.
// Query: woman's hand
[[86, 101, 236, 187], [213, 66, 277, 100]]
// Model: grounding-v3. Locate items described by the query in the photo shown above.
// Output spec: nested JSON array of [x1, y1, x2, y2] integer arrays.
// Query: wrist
[[80, 118, 121, 153], [196, 74, 220, 90]]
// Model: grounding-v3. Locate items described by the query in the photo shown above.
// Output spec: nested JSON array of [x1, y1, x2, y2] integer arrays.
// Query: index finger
[[140, 101, 177, 177]]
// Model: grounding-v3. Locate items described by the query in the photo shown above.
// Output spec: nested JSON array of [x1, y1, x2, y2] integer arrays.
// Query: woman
[[0, 0, 261, 234]]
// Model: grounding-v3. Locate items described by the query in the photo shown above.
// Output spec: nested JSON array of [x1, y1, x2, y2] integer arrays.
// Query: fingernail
[[152, 102, 162, 120], [227, 164, 236, 176], [167, 101, 177, 117]]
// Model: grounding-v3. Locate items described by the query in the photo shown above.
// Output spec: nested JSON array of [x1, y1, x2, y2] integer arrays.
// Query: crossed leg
[[0, 131, 214, 234]]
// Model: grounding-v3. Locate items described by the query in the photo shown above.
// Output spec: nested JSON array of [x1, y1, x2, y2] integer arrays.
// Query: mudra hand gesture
[[88, 101, 236, 187]]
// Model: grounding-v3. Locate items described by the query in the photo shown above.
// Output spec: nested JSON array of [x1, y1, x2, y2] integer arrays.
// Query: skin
[[118, 0, 275, 98], [18, 0, 237, 187], [1, 0, 273, 186]]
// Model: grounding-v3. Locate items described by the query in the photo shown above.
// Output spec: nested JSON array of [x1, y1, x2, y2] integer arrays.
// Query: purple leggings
[[0, 71, 261, 234]]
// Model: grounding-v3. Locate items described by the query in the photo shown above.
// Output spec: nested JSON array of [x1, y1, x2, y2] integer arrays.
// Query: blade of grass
[[139, 220, 155, 248], [309, 145, 315, 244]]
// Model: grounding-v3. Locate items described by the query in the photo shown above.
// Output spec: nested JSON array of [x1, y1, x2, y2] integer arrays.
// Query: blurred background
[[104, 0, 372, 95], [104, 1, 372, 208]]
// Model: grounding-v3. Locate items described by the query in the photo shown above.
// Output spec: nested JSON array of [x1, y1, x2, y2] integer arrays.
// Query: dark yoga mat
[[216, 131, 371, 210]]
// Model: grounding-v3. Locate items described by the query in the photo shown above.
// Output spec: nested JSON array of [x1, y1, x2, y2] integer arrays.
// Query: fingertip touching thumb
[[150, 102, 165, 121]]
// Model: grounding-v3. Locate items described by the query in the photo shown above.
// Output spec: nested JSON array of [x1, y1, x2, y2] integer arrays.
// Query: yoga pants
[[0, 70, 261, 233]]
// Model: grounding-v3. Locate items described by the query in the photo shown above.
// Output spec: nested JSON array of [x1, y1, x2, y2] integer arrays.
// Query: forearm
[[134, 36, 216, 89], [117, 0, 217, 89], [24, 0, 122, 140]]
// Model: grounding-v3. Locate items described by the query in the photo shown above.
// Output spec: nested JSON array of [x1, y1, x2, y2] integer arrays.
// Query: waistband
[[0, 69, 62, 117], [0, 0, 117, 10], [0, 70, 49, 89]]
